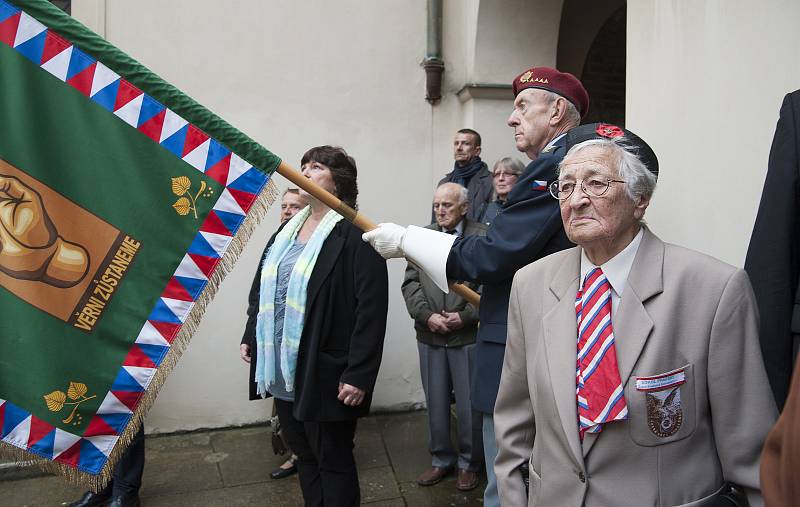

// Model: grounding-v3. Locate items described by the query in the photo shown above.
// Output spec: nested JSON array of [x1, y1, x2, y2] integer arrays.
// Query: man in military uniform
[[363, 66, 588, 507]]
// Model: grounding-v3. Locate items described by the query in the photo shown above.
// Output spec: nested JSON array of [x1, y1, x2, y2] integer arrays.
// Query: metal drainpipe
[[423, 0, 445, 104]]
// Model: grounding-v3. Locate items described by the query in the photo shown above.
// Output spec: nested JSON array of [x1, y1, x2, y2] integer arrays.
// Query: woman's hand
[[240, 343, 251, 363], [338, 383, 365, 406]]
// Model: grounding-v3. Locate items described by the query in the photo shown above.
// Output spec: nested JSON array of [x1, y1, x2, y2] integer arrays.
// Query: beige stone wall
[[627, 0, 800, 266]]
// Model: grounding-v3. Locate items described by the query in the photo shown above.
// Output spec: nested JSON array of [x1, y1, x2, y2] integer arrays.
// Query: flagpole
[[275, 161, 481, 308]]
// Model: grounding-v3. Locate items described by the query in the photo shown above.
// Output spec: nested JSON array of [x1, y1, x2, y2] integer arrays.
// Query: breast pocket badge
[[635, 369, 685, 438]]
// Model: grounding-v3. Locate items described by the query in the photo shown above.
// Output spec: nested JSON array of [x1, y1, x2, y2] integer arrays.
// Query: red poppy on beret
[[512, 66, 589, 118], [596, 124, 624, 138]]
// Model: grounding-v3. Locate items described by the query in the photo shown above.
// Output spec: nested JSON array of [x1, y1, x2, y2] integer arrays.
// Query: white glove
[[362, 223, 408, 259]]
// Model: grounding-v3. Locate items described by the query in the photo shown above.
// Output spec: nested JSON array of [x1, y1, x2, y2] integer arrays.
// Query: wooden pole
[[275, 161, 481, 308]]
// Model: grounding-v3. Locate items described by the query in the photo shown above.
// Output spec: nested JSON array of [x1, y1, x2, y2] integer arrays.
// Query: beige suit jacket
[[494, 228, 777, 507]]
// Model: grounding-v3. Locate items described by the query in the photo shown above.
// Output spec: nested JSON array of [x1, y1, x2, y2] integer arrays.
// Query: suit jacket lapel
[[305, 225, 345, 313], [542, 248, 583, 467], [583, 227, 663, 458], [614, 228, 663, 386]]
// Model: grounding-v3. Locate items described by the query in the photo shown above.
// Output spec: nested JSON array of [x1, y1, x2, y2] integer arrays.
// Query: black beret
[[565, 123, 659, 179]]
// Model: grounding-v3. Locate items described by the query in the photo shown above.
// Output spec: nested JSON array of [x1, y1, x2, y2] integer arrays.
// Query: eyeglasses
[[549, 178, 626, 200], [493, 170, 520, 179]]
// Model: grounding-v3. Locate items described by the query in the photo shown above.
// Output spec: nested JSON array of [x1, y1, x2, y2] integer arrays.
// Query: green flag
[[0, 0, 280, 488]]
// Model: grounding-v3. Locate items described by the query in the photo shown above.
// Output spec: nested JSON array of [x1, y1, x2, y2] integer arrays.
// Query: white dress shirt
[[579, 228, 644, 315]]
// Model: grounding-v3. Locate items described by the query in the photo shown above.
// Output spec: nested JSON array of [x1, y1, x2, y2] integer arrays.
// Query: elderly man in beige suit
[[493, 123, 778, 507]]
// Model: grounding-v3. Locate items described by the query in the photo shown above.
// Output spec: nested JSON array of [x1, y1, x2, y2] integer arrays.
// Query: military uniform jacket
[[446, 138, 573, 413], [494, 228, 777, 507], [401, 220, 486, 348]]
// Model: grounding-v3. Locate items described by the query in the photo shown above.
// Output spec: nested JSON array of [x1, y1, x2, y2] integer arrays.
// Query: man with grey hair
[[402, 182, 486, 491], [364, 66, 587, 507], [493, 123, 777, 506]]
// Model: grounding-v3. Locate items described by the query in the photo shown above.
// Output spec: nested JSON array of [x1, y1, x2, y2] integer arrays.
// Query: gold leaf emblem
[[520, 70, 534, 83], [67, 381, 88, 400], [43, 381, 96, 427], [173, 197, 191, 216], [171, 176, 191, 196], [43, 390, 66, 412], [169, 176, 213, 219]]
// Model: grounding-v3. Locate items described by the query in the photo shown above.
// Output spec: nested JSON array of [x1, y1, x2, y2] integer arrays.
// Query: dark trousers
[[101, 425, 145, 497], [275, 399, 359, 507]]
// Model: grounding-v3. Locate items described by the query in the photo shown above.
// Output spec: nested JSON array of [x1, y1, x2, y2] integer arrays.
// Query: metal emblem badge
[[645, 387, 683, 437]]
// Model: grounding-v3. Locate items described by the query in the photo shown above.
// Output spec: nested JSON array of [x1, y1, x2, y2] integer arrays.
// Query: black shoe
[[107, 492, 141, 507], [65, 490, 111, 507], [270, 457, 298, 480]]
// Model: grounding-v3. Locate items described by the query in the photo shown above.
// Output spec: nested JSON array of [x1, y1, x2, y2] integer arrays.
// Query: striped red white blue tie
[[575, 267, 628, 439]]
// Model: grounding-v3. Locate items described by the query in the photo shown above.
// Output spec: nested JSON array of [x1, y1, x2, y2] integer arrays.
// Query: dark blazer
[[745, 90, 800, 409], [241, 219, 389, 421], [446, 138, 573, 413], [401, 220, 486, 348], [437, 163, 494, 223]]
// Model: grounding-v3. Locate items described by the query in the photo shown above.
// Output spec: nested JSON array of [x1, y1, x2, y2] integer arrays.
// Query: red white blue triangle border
[[0, 0, 274, 477]]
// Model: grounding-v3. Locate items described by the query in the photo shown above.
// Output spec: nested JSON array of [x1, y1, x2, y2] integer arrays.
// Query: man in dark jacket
[[364, 67, 588, 507], [436, 129, 493, 223], [745, 89, 800, 410], [402, 182, 486, 491]]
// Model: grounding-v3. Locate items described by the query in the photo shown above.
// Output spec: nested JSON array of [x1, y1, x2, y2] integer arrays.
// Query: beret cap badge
[[519, 71, 534, 83], [596, 124, 625, 139]]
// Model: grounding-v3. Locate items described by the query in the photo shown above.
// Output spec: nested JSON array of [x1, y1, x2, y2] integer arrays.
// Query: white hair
[[436, 182, 469, 205], [542, 90, 581, 128], [559, 138, 657, 202]]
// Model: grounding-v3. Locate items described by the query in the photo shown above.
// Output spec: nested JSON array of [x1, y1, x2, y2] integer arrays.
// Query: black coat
[[241, 219, 389, 421], [745, 90, 800, 409], [446, 138, 573, 413]]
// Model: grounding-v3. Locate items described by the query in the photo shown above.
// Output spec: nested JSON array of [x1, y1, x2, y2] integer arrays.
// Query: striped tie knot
[[575, 266, 628, 439]]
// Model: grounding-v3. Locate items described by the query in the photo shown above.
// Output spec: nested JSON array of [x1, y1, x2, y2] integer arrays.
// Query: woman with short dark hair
[[240, 145, 388, 506]]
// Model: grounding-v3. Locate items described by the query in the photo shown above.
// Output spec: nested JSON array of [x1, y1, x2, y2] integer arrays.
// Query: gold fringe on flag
[[0, 178, 280, 491]]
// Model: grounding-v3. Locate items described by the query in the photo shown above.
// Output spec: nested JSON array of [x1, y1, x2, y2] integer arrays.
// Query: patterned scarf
[[255, 207, 343, 395]]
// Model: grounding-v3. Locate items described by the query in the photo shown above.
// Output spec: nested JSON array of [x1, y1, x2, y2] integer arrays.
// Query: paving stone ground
[[0, 411, 486, 506]]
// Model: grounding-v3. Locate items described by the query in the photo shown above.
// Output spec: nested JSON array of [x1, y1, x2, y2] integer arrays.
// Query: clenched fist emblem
[[0, 175, 90, 288]]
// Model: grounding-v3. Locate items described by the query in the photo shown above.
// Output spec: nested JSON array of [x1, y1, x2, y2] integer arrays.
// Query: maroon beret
[[512, 66, 589, 118]]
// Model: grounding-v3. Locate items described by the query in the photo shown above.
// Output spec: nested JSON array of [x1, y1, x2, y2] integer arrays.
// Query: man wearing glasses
[[363, 66, 586, 507], [493, 124, 776, 506]]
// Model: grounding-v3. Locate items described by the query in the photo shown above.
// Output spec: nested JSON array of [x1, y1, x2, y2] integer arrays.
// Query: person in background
[[241, 146, 388, 506], [402, 183, 486, 491], [479, 157, 524, 225], [436, 129, 493, 223], [280, 188, 306, 223]]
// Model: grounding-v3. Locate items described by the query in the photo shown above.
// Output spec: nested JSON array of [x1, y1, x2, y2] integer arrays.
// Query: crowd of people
[[66, 65, 799, 507]]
